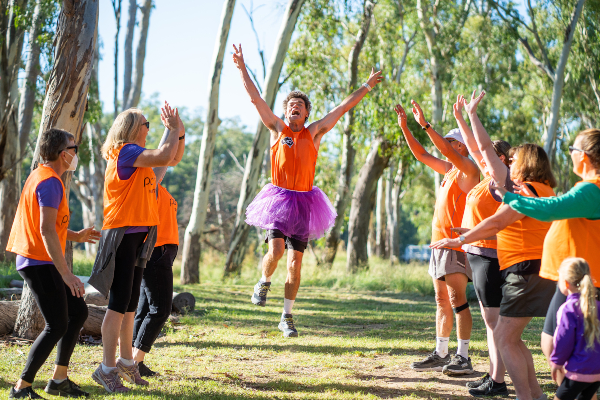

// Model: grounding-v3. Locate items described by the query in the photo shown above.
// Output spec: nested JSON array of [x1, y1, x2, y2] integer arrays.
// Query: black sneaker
[[44, 378, 89, 398], [469, 378, 509, 397], [9, 386, 45, 399], [410, 351, 451, 372], [467, 372, 491, 388], [278, 313, 298, 337], [138, 361, 158, 377], [251, 281, 271, 306], [442, 354, 474, 376]]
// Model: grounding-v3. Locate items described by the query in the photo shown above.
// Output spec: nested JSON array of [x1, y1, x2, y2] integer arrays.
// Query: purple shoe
[[117, 360, 149, 386], [91, 364, 130, 393]]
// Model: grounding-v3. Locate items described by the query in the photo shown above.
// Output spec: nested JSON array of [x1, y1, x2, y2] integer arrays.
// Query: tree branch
[[226, 149, 245, 173]]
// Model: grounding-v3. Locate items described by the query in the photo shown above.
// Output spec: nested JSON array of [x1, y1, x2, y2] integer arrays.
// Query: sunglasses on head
[[142, 121, 150, 129], [61, 145, 78, 154], [568, 146, 585, 154]]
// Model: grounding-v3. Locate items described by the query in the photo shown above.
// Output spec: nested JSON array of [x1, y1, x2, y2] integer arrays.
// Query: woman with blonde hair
[[89, 102, 182, 394]]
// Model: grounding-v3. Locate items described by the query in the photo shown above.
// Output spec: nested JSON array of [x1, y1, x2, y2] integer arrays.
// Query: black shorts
[[543, 285, 600, 336], [467, 253, 504, 308], [555, 377, 600, 400], [499, 271, 555, 318], [265, 229, 307, 253]]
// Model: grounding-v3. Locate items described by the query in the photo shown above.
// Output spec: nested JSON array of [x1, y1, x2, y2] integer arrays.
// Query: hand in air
[[410, 100, 428, 127], [177, 113, 185, 137], [453, 95, 466, 120], [62, 273, 85, 298], [464, 89, 485, 115], [161, 101, 180, 131], [366, 68, 384, 88], [394, 104, 408, 128], [232, 44, 245, 69], [77, 225, 101, 244], [429, 238, 461, 249]]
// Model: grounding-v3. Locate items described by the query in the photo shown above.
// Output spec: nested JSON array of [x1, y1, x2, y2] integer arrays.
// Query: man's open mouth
[[291, 110, 300, 116]]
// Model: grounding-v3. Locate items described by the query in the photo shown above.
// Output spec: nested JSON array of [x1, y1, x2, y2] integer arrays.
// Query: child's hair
[[559, 257, 600, 349]]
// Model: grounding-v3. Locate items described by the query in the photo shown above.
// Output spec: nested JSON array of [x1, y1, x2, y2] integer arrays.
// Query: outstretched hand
[[453, 95, 466, 120], [464, 89, 486, 115], [161, 101, 179, 131], [429, 238, 461, 249], [232, 44, 245, 70], [76, 226, 101, 244], [410, 100, 428, 127], [394, 104, 408, 128], [366, 68, 384, 88]]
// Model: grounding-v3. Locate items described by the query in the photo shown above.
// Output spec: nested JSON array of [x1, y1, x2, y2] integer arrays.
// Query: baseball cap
[[444, 128, 465, 145]]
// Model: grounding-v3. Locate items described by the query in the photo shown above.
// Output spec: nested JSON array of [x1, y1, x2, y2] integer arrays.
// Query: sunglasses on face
[[446, 139, 457, 143], [568, 146, 585, 154], [62, 145, 78, 154], [142, 121, 150, 129]]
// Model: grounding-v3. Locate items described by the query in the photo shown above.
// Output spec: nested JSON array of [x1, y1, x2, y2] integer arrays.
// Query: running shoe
[[251, 281, 271, 306], [116, 359, 149, 386], [9, 387, 45, 399], [469, 378, 508, 397], [91, 364, 130, 393], [442, 354, 474, 376], [278, 313, 299, 337], [138, 361, 158, 377], [44, 378, 89, 398], [467, 372, 490, 388], [410, 351, 451, 372]]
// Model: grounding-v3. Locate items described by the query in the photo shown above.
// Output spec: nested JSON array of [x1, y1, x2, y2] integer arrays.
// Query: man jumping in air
[[233, 43, 382, 337]]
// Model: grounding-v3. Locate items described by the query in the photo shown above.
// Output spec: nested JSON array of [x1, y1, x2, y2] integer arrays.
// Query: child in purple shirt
[[551, 257, 600, 400]]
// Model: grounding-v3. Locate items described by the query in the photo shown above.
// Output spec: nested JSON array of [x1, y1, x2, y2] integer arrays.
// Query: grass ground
[[0, 250, 557, 399]]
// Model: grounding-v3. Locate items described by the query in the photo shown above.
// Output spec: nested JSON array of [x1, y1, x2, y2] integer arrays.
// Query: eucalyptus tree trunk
[[0, 0, 29, 262], [179, 0, 236, 285], [346, 138, 391, 272], [223, 0, 305, 275], [322, 0, 374, 266], [386, 159, 407, 264], [125, 0, 152, 109], [122, 0, 137, 110], [112, 0, 122, 115], [16, 0, 99, 340], [374, 176, 386, 258]]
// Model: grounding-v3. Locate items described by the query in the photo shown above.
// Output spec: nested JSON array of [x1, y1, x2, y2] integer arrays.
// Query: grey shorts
[[499, 272, 556, 318], [428, 248, 472, 281]]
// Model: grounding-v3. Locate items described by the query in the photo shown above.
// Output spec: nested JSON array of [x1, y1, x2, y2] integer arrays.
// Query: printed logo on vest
[[281, 137, 294, 148], [170, 198, 177, 208], [61, 215, 69, 226]]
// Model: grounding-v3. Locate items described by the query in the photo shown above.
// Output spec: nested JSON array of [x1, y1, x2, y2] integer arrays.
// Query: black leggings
[[18, 264, 88, 384], [108, 232, 146, 314]]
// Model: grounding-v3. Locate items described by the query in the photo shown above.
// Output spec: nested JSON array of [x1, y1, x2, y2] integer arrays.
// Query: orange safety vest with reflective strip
[[271, 125, 317, 192], [431, 167, 468, 252], [462, 174, 501, 250], [6, 165, 70, 260], [155, 184, 179, 247]]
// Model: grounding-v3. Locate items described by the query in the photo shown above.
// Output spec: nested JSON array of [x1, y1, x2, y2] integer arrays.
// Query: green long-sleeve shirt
[[502, 182, 600, 222]]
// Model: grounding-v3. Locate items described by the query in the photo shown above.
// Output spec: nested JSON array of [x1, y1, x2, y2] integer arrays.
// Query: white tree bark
[[179, 0, 236, 285], [223, 0, 306, 275], [122, 0, 137, 110], [375, 176, 386, 258], [386, 159, 407, 264], [125, 0, 152, 109]]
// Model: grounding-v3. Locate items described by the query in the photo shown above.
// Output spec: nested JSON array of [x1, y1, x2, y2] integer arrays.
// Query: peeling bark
[[125, 0, 152, 109], [122, 0, 137, 110]]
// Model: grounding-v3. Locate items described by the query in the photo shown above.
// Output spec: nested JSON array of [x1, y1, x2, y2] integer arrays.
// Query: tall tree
[[112, 0, 122, 116], [179, 0, 236, 284], [15, 0, 99, 340], [223, 0, 306, 275], [124, 0, 152, 109], [122, 0, 137, 110]]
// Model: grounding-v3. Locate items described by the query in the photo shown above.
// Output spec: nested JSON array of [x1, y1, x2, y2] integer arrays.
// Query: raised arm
[[394, 104, 451, 175], [464, 90, 507, 184], [153, 114, 186, 184], [134, 103, 180, 168], [453, 95, 485, 174], [232, 44, 284, 137], [308, 68, 383, 147], [411, 100, 479, 178]]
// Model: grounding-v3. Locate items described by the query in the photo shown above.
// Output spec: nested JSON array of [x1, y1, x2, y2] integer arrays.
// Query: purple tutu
[[245, 184, 337, 242]]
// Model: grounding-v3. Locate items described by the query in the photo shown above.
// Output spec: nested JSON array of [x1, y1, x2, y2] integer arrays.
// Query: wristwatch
[[459, 235, 466, 243], [422, 122, 431, 130]]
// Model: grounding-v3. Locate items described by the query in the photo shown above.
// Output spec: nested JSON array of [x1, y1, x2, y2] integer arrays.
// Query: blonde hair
[[559, 257, 600, 349], [101, 108, 145, 159]]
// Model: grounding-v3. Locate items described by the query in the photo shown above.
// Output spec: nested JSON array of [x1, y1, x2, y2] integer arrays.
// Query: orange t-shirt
[[6, 165, 70, 261], [271, 125, 317, 192], [155, 184, 179, 247], [431, 167, 469, 251], [102, 144, 159, 230], [540, 178, 600, 285], [461, 175, 501, 249], [497, 181, 556, 270]]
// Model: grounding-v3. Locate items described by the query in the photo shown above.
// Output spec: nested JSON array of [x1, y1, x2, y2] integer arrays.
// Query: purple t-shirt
[[16, 178, 63, 270], [119, 143, 149, 234]]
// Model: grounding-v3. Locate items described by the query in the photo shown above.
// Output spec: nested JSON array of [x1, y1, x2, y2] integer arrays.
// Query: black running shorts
[[467, 253, 504, 308], [265, 229, 308, 253], [555, 377, 600, 400]]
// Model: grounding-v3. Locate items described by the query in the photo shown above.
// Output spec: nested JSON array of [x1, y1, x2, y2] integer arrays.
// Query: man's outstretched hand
[[366, 68, 384, 89], [411, 100, 428, 127], [232, 44, 245, 70], [394, 104, 408, 129]]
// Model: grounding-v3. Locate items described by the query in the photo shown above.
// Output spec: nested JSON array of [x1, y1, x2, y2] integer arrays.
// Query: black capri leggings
[[108, 232, 147, 314], [18, 264, 88, 384]]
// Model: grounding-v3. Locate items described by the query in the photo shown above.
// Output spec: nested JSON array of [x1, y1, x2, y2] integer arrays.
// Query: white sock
[[435, 337, 450, 358], [260, 274, 271, 283], [117, 357, 135, 366], [283, 298, 295, 315], [101, 363, 117, 374], [457, 339, 470, 359], [52, 378, 66, 384]]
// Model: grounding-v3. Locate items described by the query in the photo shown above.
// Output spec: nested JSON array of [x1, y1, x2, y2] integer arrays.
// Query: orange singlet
[[431, 167, 468, 251], [155, 184, 179, 247], [271, 125, 317, 192], [6, 165, 70, 261], [461, 175, 501, 250], [497, 181, 555, 270], [102, 144, 159, 230], [540, 178, 600, 285]]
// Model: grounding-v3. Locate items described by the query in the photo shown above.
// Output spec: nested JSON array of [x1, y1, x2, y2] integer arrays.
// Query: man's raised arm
[[233, 44, 284, 134]]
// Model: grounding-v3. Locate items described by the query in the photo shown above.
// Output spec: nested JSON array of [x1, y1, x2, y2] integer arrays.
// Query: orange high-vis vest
[[431, 167, 468, 251], [271, 125, 317, 192], [102, 144, 159, 230], [462, 175, 501, 249], [155, 184, 179, 247], [497, 181, 556, 270], [540, 178, 600, 285], [6, 165, 70, 261]]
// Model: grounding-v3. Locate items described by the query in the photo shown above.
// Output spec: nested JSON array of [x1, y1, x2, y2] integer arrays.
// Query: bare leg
[[52, 365, 68, 380], [15, 380, 31, 389], [102, 309, 125, 367], [118, 312, 135, 360], [480, 305, 505, 383], [445, 272, 472, 340], [284, 249, 303, 300], [262, 238, 285, 279], [432, 278, 453, 337], [132, 348, 146, 363]]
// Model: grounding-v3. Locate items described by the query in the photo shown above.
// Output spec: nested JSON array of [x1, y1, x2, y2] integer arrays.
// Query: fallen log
[[81, 305, 180, 336], [0, 300, 21, 335], [83, 292, 108, 307], [0, 288, 22, 300]]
